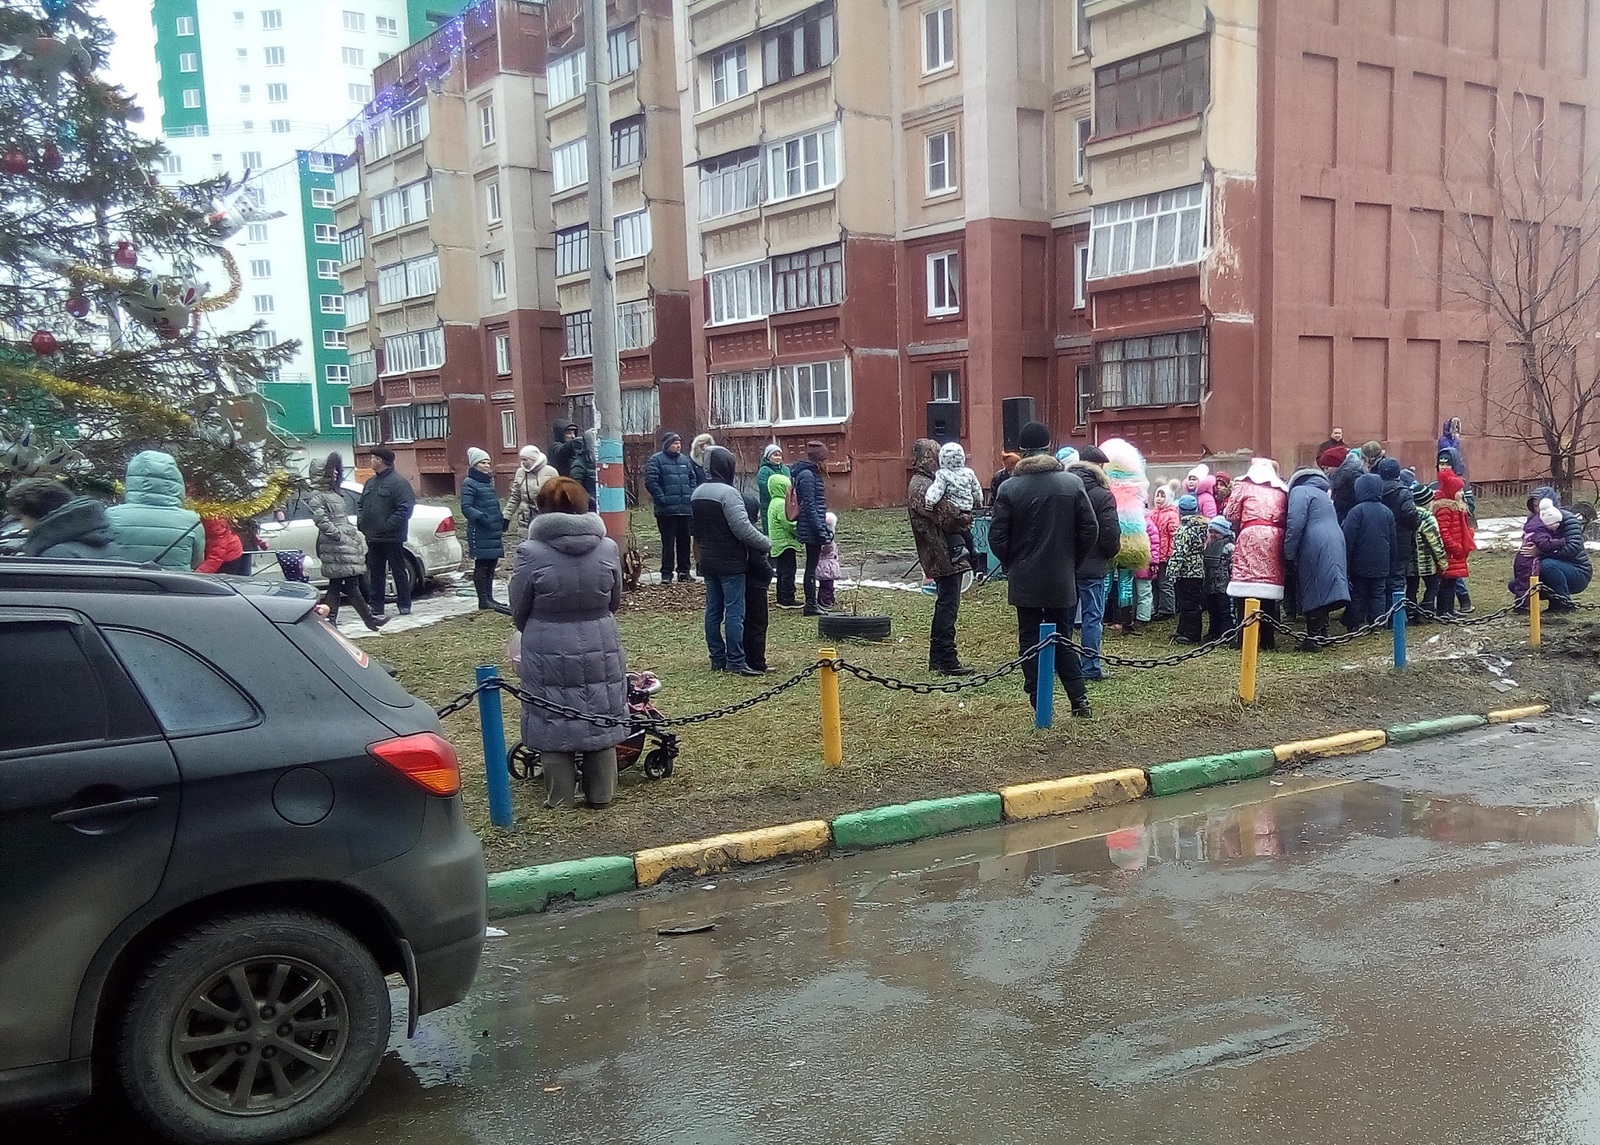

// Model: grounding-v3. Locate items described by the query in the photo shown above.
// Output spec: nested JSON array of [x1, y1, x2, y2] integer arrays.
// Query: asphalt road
[[14, 716, 1600, 1145]]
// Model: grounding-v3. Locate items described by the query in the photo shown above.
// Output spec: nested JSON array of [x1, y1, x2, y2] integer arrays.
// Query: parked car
[[256, 480, 462, 590], [0, 558, 486, 1144]]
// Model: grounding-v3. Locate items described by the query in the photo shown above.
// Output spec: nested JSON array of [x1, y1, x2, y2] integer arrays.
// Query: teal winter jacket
[[105, 450, 203, 569]]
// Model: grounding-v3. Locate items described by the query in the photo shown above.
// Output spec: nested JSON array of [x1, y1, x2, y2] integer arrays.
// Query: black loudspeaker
[[1001, 396, 1035, 452], [926, 401, 961, 444]]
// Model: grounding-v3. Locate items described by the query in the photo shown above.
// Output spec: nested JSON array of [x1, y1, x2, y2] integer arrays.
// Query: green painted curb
[[1147, 749, 1277, 797], [486, 855, 637, 920], [1386, 714, 1488, 745], [831, 793, 1003, 850]]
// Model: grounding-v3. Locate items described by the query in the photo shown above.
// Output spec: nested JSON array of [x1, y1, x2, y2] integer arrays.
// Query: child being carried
[[923, 442, 983, 567]]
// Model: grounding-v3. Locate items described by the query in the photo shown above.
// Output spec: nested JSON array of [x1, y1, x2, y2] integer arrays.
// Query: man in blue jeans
[[690, 447, 770, 676], [1065, 444, 1123, 680]]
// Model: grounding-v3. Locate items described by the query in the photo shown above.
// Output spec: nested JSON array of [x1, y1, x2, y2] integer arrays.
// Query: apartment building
[[543, 0, 692, 467], [340, 0, 562, 495]]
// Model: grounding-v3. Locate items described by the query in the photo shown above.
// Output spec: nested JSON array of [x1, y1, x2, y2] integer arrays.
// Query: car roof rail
[[0, 558, 236, 596]]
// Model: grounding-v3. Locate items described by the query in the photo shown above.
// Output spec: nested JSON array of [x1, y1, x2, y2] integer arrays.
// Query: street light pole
[[584, 0, 625, 540]]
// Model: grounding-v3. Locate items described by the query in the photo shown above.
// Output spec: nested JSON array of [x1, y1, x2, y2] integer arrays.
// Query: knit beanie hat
[[1411, 484, 1435, 507], [1317, 445, 1349, 469], [1178, 493, 1200, 513], [1208, 515, 1234, 537], [1376, 457, 1402, 481], [1018, 421, 1051, 451], [762, 442, 782, 461], [466, 447, 490, 467], [1539, 498, 1563, 528], [1437, 468, 1465, 500], [370, 446, 396, 464], [660, 431, 682, 449], [1056, 445, 1079, 465]]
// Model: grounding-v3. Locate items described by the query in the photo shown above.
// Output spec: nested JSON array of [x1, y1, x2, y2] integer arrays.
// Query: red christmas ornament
[[30, 330, 59, 355], [41, 145, 63, 172], [114, 241, 138, 269], [0, 150, 28, 175], [65, 295, 90, 319]]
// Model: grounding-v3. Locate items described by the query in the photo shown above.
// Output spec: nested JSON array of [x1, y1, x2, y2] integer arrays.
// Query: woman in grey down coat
[[508, 476, 629, 808], [310, 455, 385, 631]]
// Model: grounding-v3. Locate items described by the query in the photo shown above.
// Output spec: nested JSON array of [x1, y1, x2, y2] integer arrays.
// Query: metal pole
[[1035, 623, 1057, 729], [583, 0, 625, 541], [1238, 598, 1261, 703], [1530, 573, 1542, 647], [475, 665, 514, 828], [1391, 588, 1407, 669], [819, 646, 843, 767]]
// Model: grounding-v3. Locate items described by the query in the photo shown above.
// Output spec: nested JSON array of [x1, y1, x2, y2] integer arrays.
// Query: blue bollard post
[[1391, 588, 1407, 670], [475, 665, 514, 828], [1036, 623, 1057, 729]]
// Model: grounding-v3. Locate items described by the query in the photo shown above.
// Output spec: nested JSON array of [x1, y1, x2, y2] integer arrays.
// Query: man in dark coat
[[550, 419, 579, 477], [1065, 444, 1122, 681], [1327, 447, 1365, 523], [7, 479, 122, 560], [907, 437, 974, 676], [989, 421, 1100, 718], [1375, 457, 1419, 607], [690, 447, 770, 676], [1341, 472, 1397, 629], [790, 440, 831, 615], [358, 447, 416, 616], [643, 430, 698, 582]]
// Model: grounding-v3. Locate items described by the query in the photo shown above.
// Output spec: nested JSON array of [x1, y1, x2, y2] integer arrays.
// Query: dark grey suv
[[0, 559, 486, 1143]]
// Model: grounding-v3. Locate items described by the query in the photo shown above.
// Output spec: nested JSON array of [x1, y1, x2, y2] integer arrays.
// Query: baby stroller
[[507, 670, 680, 783]]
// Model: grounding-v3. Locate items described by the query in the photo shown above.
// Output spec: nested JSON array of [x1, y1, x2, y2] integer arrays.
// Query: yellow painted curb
[[634, 820, 832, 888], [1273, 729, 1387, 764], [1487, 703, 1549, 724], [1001, 768, 1149, 822]]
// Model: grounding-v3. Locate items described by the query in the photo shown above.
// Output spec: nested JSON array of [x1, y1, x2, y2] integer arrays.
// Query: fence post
[[1238, 599, 1261, 704], [1530, 573, 1542, 647], [1391, 588, 1408, 669], [475, 665, 514, 829], [819, 646, 843, 768], [1035, 623, 1057, 729]]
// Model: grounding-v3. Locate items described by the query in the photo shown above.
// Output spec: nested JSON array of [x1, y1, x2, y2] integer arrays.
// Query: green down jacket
[[105, 450, 203, 569]]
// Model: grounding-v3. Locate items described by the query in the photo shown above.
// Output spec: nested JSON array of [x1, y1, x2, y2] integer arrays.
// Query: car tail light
[[435, 516, 455, 535], [369, 732, 461, 796]]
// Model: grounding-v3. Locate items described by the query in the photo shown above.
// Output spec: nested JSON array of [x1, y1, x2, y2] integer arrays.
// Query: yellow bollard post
[[1238, 598, 1261, 704], [1530, 573, 1541, 647], [819, 646, 843, 767]]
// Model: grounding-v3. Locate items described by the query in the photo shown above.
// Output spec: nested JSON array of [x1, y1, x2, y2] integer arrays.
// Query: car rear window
[[102, 628, 259, 736], [284, 615, 417, 710]]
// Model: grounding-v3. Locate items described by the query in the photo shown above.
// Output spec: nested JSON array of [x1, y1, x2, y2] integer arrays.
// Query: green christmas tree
[[0, 0, 295, 509]]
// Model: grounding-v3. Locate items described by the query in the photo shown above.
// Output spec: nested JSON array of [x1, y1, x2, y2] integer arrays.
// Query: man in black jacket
[[358, 447, 416, 616], [1066, 444, 1123, 681], [690, 447, 770, 676], [1375, 457, 1419, 609], [989, 421, 1101, 718]]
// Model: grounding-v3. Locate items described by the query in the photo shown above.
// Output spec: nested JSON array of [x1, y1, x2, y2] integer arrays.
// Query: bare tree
[[1442, 96, 1600, 491]]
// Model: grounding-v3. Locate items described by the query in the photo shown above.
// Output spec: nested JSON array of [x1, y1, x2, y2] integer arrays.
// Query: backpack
[[784, 482, 800, 522]]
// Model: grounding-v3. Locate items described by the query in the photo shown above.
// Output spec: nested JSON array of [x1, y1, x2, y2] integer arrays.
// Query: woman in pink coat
[[1223, 458, 1290, 651]]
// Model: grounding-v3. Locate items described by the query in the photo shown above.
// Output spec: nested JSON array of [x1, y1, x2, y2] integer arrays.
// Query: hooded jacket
[[21, 497, 122, 560], [756, 449, 790, 528], [1066, 459, 1123, 580], [1329, 449, 1366, 523], [1341, 473, 1398, 580], [907, 438, 972, 580], [505, 447, 558, 532], [1284, 468, 1350, 612], [765, 472, 802, 558], [196, 517, 245, 572], [1437, 418, 1467, 478], [1529, 486, 1593, 581], [550, 419, 579, 477], [308, 487, 366, 579], [690, 447, 770, 577], [790, 457, 830, 545], [105, 450, 203, 569], [459, 467, 507, 560], [989, 450, 1099, 609], [356, 464, 416, 543], [1376, 460, 1420, 576], [1433, 470, 1475, 580], [643, 436, 698, 517]]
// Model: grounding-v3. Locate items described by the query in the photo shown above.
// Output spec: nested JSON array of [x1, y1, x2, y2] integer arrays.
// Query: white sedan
[[255, 479, 463, 589]]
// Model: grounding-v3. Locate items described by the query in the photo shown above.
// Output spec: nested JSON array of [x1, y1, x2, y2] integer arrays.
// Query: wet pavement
[[15, 719, 1600, 1144]]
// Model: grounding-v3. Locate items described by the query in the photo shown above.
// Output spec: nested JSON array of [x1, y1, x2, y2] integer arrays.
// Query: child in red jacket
[[1433, 468, 1475, 617]]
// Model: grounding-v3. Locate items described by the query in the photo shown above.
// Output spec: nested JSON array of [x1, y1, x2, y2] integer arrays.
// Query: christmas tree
[[0, 0, 296, 514]]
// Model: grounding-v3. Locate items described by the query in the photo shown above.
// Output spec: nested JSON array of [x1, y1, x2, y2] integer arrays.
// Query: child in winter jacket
[[1510, 498, 1566, 607], [1134, 513, 1161, 623], [1151, 483, 1181, 618], [1169, 494, 1209, 644], [1340, 472, 1397, 628], [1433, 468, 1475, 617], [1203, 516, 1236, 640], [816, 510, 842, 607], [924, 442, 983, 567], [1408, 485, 1448, 621]]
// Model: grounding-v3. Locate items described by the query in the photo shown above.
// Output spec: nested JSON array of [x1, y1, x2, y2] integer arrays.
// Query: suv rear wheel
[[117, 909, 390, 1145]]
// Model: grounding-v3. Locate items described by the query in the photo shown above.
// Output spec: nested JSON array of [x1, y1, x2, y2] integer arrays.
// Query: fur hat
[[1019, 421, 1052, 451], [466, 447, 490, 467]]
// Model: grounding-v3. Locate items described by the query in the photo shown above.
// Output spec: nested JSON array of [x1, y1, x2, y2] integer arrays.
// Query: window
[[485, 181, 501, 224], [349, 83, 372, 103], [1075, 363, 1093, 426], [479, 100, 496, 145], [772, 243, 843, 313], [254, 329, 277, 348], [926, 128, 957, 195], [334, 165, 360, 200], [490, 258, 507, 299], [311, 187, 335, 208], [495, 333, 512, 375], [922, 4, 955, 74], [237, 47, 248, 61], [330, 405, 355, 428], [326, 364, 350, 383], [342, 10, 366, 31], [1074, 0, 1090, 53], [264, 46, 285, 65], [313, 224, 338, 242], [0, 623, 124, 751], [266, 83, 288, 102], [763, 2, 836, 84], [366, 118, 389, 159], [253, 294, 275, 314], [323, 329, 347, 347], [381, 327, 445, 374], [176, 15, 196, 35], [349, 349, 376, 386], [376, 15, 398, 35], [159, 154, 183, 175], [340, 226, 365, 263], [609, 25, 639, 78], [345, 287, 369, 324], [249, 259, 271, 278], [241, 119, 255, 131], [708, 261, 770, 324], [711, 44, 749, 105], [341, 46, 364, 66], [376, 253, 440, 302], [394, 103, 427, 148], [611, 116, 643, 168], [549, 51, 584, 105], [246, 222, 268, 242], [1074, 243, 1089, 309], [711, 370, 771, 427], [927, 250, 959, 315], [616, 299, 654, 350], [613, 209, 651, 260], [776, 359, 848, 423], [386, 405, 415, 441], [372, 179, 432, 233], [179, 52, 198, 72], [699, 149, 761, 218], [415, 402, 448, 440], [501, 408, 518, 448], [355, 414, 380, 445], [563, 310, 592, 358], [931, 369, 959, 403], [1074, 116, 1091, 183], [552, 138, 587, 191], [271, 118, 292, 133], [104, 630, 255, 736], [320, 294, 345, 314], [307, 152, 335, 172], [555, 226, 590, 276], [378, 51, 392, 62], [622, 386, 661, 437], [1096, 329, 1205, 409], [1095, 38, 1208, 137], [182, 88, 201, 108], [262, 9, 283, 30], [1088, 183, 1207, 279], [238, 84, 252, 103], [766, 124, 838, 201]]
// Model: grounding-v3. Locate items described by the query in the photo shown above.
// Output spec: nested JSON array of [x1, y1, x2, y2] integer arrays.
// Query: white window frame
[[238, 84, 251, 103], [613, 209, 652, 261], [699, 150, 762, 219], [348, 83, 372, 104], [1088, 182, 1208, 280], [927, 250, 960, 316], [240, 149, 262, 170], [249, 259, 272, 278], [394, 103, 428, 149], [1074, 116, 1091, 184], [495, 333, 512, 376], [711, 370, 772, 428], [616, 299, 655, 351], [925, 128, 957, 196], [548, 51, 585, 106], [307, 152, 334, 173], [345, 288, 369, 324], [264, 46, 285, 66], [317, 257, 339, 279], [381, 327, 446, 375], [555, 226, 590, 277], [376, 253, 439, 303], [376, 15, 398, 35], [711, 44, 750, 106], [922, 5, 955, 75], [270, 118, 291, 133], [252, 294, 275, 314], [266, 83, 288, 103], [608, 25, 640, 78], [182, 88, 201, 109], [485, 181, 502, 225], [330, 405, 355, 428], [1073, 0, 1090, 54], [931, 369, 959, 403], [246, 222, 268, 242], [261, 9, 283, 31], [178, 52, 198, 73], [342, 10, 366, 32], [552, 138, 587, 192], [1074, 243, 1090, 310], [320, 294, 345, 314], [341, 46, 365, 67], [491, 258, 507, 300], [500, 408, 518, 448], [311, 187, 335, 208], [479, 100, 496, 145], [775, 359, 849, 425], [766, 123, 839, 203], [323, 329, 347, 347], [707, 260, 771, 325], [313, 223, 338, 243], [176, 15, 196, 35], [326, 364, 350, 384]]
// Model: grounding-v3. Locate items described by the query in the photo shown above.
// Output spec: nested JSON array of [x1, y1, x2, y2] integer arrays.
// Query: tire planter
[[818, 613, 893, 642]]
